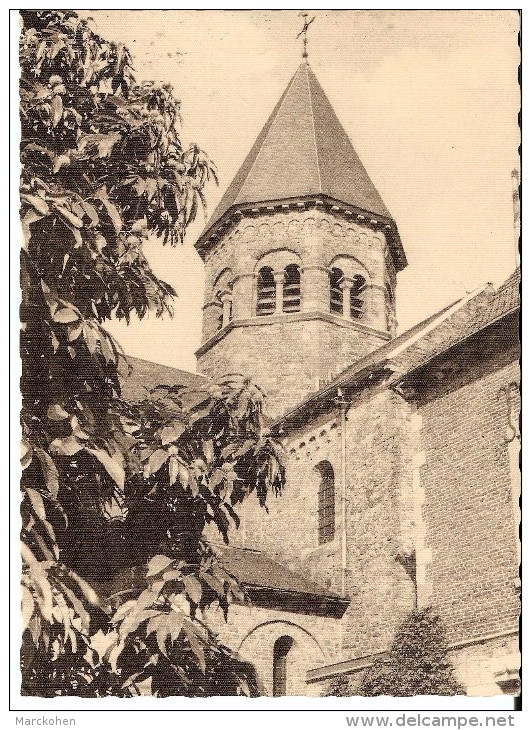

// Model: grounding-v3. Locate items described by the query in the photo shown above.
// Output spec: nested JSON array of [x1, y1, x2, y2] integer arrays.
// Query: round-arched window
[[350, 275, 366, 320], [256, 266, 276, 316], [316, 460, 335, 544], [283, 264, 301, 313], [330, 268, 343, 314], [273, 635, 294, 696]]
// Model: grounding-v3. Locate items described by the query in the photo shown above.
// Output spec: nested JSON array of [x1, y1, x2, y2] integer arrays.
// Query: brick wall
[[202, 312, 519, 695], [417, 337, 520, 646]]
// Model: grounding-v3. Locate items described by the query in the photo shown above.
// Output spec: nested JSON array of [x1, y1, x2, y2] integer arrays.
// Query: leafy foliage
[[20, 10, 285, 697], [358, 608, 465, 697]]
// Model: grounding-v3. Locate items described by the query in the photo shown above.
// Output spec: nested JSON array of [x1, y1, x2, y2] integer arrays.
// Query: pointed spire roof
[[197, 62, 405, 270]]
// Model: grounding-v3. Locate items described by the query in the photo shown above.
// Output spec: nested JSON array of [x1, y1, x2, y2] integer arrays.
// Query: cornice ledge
[[195, 311, 391, 357]]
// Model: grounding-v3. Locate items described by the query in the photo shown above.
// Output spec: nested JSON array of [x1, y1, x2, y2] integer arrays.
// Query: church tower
[[195, 62, 407, 418]]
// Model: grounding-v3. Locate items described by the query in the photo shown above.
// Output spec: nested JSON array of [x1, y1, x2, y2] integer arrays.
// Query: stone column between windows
[[273, 270, 285, 315], [220, 289, 232, 328], [339, 276, 354, 319], [301, 265, 329, 312], [202, 300, 223, 341], [231, 273, 255, 320]]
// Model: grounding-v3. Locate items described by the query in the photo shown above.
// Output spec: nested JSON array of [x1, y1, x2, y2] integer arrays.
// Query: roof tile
[[218, 545, 341, 599], [121, 357, 205, 402], [197, 63, 393, 247]]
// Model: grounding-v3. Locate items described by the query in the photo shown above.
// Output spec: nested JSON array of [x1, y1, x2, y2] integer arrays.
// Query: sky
[[79, 10, 520, 373]]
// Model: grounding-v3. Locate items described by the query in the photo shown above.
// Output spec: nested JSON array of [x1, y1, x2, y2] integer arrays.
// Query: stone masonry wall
[[197, 209, 394, 418], [205, 602, 342, 697], [198, 317, 386, 419], [240, 386, 417, 663], [340, 388, 416, 659]]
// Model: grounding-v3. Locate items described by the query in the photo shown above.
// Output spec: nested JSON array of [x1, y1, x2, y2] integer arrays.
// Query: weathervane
[[297, 11, 316, 60]]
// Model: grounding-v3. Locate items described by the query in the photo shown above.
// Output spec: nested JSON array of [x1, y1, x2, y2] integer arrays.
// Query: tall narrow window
[[256, 266, 275, 316], [273, 636, 294, 697], [214, 287, 233, 329], [385, 283, 394, 330], [350, 275, 366, 320], [330, 268, 343, 314], [283, 264, 301, 313], [317, 461, 335, 544], [214, 290, 224, 330]]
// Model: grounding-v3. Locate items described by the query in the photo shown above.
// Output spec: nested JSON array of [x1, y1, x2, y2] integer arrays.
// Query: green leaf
[[111, 600, 137, 625], [156, 622, 170, 658], [21, 193, 49, 216], [52, 155, 71, 173], [59, 583, 91, 631], [35, 574, 54, 623], [55, 205, 83, 228], [120, 608, 160, 639], [97, 133, 121, 158], [85, 447, 125, 491], [183, 575, 202, 605], [210, 468, 224, 488], [168, 456, 179, 487], [21, 584, 35, 632], [108, 640, 126, 673], [178, 462, 189, 489], [21, 440, 32, 469], [25, 487, 46, 521], [34, 448, 60, 499], [145, 614, 164, 637], [200, 572, 225, 596], [146, 448, 169, 477], [21, 208, 43, 248], [83, 322, 99, 354], [144, 178, 158, 201], [169, 611, 185, 642], [50, 435, 83, 456], [184, 623, 206, 673], [160, 422, 186, 445], [52, 306, 80, 324], [50, 94, 63, 127], [146, 554, 174, 578], [80, 200, 99, 226], [67, 321, 83, 341], [161, 569, 181, 583], [203, 439, 214, 463], [95, 189, 122, 233], [47, 403, 69, 421]]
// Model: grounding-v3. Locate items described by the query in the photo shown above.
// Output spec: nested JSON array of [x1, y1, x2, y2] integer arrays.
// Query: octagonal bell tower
[[195, 62, 407, 418]]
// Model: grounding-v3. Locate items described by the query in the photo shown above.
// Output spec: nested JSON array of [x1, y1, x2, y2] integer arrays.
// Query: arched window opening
[[273, 636, 294, 697], [256, 267, 276, 316], [385, 283, 394, 330], [330, 268, 343, 314], [283, 264, 301, 313], [214, 285, 233, 330], [317, 461, 335, 545], [350, 275, 366, 320], [214, 290, 224, 330]]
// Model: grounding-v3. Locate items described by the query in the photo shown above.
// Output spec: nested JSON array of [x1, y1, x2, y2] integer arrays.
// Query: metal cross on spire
[[297, 11, 316, 60]]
